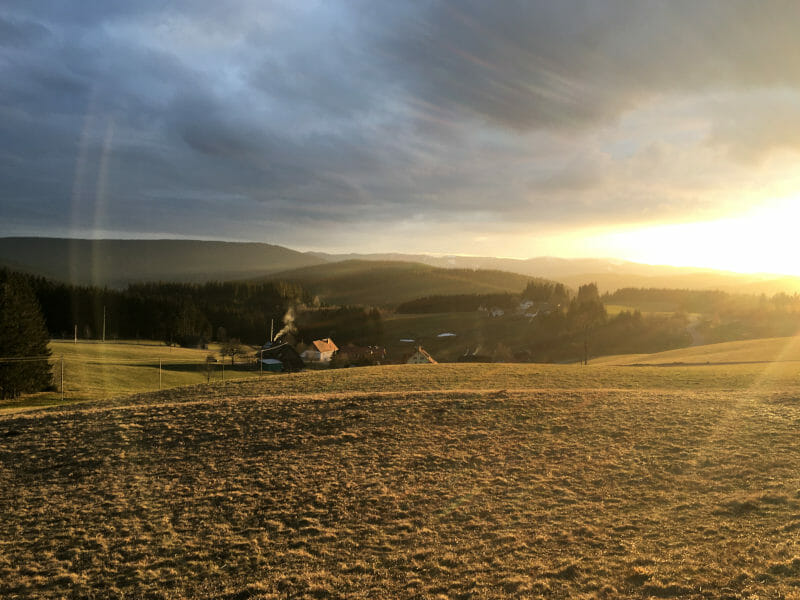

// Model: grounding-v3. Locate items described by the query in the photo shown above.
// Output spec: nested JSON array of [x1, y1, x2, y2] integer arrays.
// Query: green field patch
[[1, 340, 262, 412]]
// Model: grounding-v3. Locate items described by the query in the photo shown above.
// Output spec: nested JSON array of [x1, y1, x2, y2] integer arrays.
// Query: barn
[[259, 342, 304, 372]]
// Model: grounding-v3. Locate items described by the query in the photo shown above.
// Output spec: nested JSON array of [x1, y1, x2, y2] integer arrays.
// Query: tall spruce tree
[[0, 270, 52, 399]]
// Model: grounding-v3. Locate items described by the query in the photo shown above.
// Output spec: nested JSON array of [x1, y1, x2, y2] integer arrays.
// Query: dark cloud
[[0, 14, 50, 46], [2, 1, 800, 250], [379, 1, 800, 132]]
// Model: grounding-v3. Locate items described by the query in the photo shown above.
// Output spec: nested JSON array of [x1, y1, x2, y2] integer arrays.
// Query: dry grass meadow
[[4, 342, 800, 598]]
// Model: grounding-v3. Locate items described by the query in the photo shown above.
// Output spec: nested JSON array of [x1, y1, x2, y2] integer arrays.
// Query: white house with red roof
[[301, 338, 339, 363]]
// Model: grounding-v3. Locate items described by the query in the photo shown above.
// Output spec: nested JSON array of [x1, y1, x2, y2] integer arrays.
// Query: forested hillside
[[264, 260, 535, 306], [0, 238, 326, 286]]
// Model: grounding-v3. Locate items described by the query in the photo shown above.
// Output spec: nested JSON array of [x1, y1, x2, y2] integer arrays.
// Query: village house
[[259, 341, 304, 372], [406, 346, 437, 364], [301, 338, 339, 363]]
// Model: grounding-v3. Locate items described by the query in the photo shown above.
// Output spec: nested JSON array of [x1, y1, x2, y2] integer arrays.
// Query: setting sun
[[581, 198, 800, 276]]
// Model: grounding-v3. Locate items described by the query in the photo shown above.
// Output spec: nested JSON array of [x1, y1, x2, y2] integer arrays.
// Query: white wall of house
[[302, 349, 335, 362]]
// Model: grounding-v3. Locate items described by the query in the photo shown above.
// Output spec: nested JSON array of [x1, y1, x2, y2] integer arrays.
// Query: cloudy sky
[[3, 1, 800, 272]]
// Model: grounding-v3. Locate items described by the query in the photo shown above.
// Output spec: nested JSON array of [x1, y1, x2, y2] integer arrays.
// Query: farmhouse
[[339, 344, 387, 365], [302, 338, 339, 363], [406, 346, 437, 364], [259, 342, 304, 372]]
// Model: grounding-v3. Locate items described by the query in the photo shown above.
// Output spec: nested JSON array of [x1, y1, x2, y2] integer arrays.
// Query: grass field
[[4, 353, 800, 598], [0, 340, 263, 412], [591, 335, 800, 366]]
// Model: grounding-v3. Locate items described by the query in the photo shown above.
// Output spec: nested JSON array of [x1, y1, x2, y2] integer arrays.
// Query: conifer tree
[[0, 270, 52, 399]]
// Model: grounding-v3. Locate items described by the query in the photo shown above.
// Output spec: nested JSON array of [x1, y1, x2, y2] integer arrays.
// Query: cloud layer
[[2, 1, 800, 254]]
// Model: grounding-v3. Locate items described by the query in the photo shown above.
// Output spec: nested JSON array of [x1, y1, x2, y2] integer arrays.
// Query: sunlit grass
[[591, 335, 800, 365], [8, 336, 800, 415], [1, 340, 263, 412], [4, 375, 800, 597]]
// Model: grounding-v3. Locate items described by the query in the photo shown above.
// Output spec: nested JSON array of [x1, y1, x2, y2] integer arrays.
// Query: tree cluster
[[521, 281, 570, 306], [16, 271, 309, 347], [605, 287, 800, 344], [0, 270, 52, 398], [6, 269, 387, 352], [522, 304, 689, 364]]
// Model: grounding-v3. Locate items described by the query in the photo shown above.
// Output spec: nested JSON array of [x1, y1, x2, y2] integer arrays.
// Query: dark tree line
[[14, 271, 310, 347], [394, 281, 691, 363], [521, 281, 570, 306], [6, 269, 386, 350], [0, 270, 52, 398], [605, 287, 800, 343], [522, 298, 689, 363]]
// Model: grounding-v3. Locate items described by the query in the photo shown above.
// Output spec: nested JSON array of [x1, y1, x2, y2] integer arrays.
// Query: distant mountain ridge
[[0, 238, 327, 287], [311, 251, 800, 296], [2, 237, 800, 297]]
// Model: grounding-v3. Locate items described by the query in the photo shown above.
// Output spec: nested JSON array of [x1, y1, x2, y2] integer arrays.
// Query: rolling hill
[[313, 252, 800, 295], [590, 335, 800, 366], [5, 362, 800, 598], [0, 238, 326, 286], [263, 260, 537, 306], [5, 237, 800, 296]]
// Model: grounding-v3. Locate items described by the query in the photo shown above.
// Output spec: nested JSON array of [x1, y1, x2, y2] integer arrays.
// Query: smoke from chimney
[[273, 306, 297, 341]]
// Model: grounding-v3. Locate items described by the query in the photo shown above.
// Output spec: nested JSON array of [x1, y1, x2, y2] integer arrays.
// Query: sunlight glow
[[583, 198, 800, 275]]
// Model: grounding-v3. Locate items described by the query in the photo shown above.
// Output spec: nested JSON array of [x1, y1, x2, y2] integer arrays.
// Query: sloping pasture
[[3, 364, 800, 598]]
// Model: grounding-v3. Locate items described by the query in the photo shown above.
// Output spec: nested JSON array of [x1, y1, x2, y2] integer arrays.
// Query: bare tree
[[220, 338, 245, 365]]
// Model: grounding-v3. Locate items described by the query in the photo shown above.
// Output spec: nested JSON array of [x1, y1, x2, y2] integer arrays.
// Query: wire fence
[[0, 354, 266, 402]]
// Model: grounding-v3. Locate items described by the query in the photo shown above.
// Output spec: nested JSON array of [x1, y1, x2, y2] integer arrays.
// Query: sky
[[2, 1, 800, 273]]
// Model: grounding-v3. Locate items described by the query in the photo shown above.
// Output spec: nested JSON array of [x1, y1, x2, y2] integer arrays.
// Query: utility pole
[[102, 305, 106, 342], [60, 356, 64, 401], [270, 319, 274, 343], [74, 324, 77, 344]]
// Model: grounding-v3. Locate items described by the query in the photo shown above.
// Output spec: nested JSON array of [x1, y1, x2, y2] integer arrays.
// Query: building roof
[[260, 342, 305, 371], [410, 346, 437, 364], [311, 338, 338, 353]]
